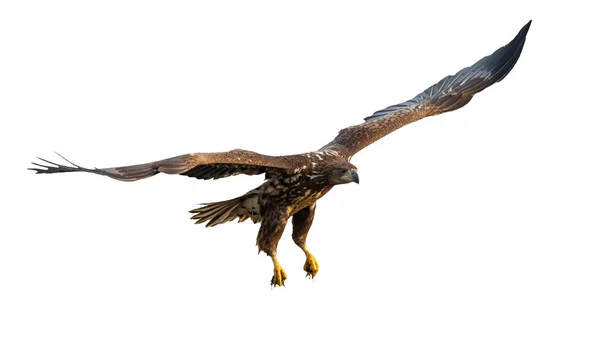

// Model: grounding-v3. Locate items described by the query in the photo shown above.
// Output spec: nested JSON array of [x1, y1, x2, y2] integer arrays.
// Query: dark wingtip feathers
[[29, 154, 105, 176], [503, 20, 531, 47], [362, 21, 531, 124], [29, 155, 74, 174], [521, 20, 532, 37], [510, 20, 532, 54]]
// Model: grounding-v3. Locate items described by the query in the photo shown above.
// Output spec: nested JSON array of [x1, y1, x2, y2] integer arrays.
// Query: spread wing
[[29, 149, 298, 182], [321, 21, 531, 157]]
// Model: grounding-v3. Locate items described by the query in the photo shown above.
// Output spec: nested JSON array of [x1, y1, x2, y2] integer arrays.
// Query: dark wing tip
[[28, 166, 45, 174], [489, 20, 531, 84], [29, 157, 66, 174], [28, 154, 106, 176], [510, 20, 532, 47], [509, 20, 532, 50], [363, 21, 531, 123], [521, 20, 532, 37]]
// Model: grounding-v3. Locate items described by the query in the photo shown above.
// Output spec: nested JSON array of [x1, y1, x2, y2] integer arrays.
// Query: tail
[[190, 188, 262, 227]]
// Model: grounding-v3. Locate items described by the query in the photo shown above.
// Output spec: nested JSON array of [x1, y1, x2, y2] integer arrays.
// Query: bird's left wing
[[321, 21, 531, 158], [30, 149, 299, 182]]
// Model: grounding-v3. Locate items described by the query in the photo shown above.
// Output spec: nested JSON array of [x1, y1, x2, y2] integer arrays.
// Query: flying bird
[[30, 21, 531, 287]]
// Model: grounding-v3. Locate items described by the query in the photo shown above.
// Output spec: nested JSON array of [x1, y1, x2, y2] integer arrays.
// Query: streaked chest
[[261, 174, 332, 214]]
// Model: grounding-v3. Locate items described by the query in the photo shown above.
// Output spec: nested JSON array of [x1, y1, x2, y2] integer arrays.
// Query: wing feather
[[322, 21, 531, 157], [30, 149, 299, 181]]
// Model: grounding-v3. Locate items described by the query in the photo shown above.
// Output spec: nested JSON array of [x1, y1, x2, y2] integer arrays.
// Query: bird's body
[[31, 21, 531, 286], [185, 149, 352, 225]]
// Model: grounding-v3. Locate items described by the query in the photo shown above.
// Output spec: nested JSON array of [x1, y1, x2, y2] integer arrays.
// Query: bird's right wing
[[30, 149, 300, 182]]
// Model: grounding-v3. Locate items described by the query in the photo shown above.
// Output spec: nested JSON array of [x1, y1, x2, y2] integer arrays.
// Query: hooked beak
[[351, 170, 359, 184]]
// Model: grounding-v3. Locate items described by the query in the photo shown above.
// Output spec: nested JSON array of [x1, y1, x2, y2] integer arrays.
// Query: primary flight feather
[[31, 21, 531, 287]]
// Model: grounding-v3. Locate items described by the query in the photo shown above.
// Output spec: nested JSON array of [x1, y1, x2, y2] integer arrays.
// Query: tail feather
[[190, 189, 261, 227]]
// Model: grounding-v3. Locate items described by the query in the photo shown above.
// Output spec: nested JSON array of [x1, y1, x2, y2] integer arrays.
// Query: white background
[[1, 1, 599, 336]]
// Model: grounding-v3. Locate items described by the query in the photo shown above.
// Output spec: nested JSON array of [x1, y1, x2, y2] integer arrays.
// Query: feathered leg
[[257, 206, 290, 287], [292, 203, 319, 278]]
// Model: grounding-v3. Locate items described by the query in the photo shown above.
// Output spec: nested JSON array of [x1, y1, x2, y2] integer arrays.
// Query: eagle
[[30, 21, 531, 287]]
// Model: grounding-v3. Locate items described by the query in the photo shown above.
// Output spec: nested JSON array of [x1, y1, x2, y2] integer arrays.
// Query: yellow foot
[[303, 253, 319, 279], [271, 265, 288, 287]]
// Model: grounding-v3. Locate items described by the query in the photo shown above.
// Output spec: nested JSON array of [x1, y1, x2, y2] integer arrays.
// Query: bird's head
[[327, 163, 359, 185]]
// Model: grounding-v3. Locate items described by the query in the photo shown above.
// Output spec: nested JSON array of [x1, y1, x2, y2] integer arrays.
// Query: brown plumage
[[30, 21, 531, 287]]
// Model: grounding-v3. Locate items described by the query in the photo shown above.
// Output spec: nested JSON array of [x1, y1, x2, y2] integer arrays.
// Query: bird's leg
[[270, 255, 288, 287], [257, 206, 290, 287], [292, 203, 319, 279], [301, 246, 319, 279]]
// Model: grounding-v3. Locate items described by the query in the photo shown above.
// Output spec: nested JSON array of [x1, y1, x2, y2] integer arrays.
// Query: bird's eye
[[340, 169, 347, 174]]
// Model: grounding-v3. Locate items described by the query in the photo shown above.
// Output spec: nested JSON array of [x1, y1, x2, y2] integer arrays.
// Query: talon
[[270, 256, 287, 287], [303, 253, 319, 279], [271, 266, 288, 287]]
